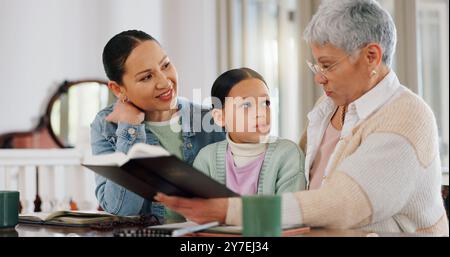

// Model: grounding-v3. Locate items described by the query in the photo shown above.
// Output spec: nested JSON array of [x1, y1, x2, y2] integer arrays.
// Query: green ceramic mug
[[242, 195, 281, 237], [0, 191, 20, 229]]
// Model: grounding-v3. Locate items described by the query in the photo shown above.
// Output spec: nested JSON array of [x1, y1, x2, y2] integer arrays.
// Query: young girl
[[194, 68, 306, 195]]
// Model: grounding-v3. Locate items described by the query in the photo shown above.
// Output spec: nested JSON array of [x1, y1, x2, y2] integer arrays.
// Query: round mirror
[[47, 80, 114, 148]]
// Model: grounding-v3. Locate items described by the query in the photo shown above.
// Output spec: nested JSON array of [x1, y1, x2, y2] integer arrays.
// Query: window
[[416, 0, 449, 168], [379, 0, 449, 168], [221, 0, 449, 166], [377, 0, 396, 69], [316, 0, 449, 169], [221, 0, 300, 140], [228, 0, 281, 138]]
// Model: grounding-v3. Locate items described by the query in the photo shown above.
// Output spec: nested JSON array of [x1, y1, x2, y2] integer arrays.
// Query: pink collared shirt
[[308, 122, 341, 190]]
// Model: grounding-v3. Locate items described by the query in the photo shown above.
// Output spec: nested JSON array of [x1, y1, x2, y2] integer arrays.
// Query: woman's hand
[[105, 100, 145, 125], [154, 193, 228, 224]]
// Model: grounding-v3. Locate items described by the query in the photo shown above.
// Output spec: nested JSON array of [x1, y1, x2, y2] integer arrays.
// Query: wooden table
[[2, 224, 432, 237]]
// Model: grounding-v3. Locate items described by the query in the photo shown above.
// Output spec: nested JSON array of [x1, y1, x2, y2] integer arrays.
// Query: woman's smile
[[156, 88, 174, 101]]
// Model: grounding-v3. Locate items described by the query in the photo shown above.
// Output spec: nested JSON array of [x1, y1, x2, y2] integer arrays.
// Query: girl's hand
[[154, 193, 228, 224], [105, 100, 145, 125]]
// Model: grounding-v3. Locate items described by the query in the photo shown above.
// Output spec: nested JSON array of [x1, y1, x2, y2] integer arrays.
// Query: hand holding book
[[82, 143, 239, 200]]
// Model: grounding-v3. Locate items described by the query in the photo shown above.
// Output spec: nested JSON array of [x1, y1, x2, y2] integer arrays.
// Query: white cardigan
[[225, 71, 449, 235], [304, 71, 404, 186]]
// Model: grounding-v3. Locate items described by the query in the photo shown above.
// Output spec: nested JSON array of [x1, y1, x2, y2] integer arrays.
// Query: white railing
[[0, 149, 448, 214], [0, 149, 98, 213], [442, 166, 449, 186]]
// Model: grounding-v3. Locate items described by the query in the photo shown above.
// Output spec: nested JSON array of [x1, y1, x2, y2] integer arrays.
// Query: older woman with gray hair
[[155, 0, 448, 235]]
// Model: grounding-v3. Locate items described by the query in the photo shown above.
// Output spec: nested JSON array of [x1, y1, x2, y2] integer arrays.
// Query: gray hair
[[304, 0, 397, 67]]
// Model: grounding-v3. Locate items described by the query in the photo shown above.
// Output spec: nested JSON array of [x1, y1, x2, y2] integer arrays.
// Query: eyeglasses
[[306, 54, 350, 80]]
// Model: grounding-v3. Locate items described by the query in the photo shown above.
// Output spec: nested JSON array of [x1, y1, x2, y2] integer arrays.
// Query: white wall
[[161, 0, 219, 104], [0, 0, 218, 135]]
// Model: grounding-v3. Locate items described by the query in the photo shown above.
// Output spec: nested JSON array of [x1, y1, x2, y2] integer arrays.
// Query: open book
[[19, 210, 140, 227], [83, 143, 172, 167], [194, 224, 310, 237], [114, 221, 310, 237], [82, 143, 239, 200]]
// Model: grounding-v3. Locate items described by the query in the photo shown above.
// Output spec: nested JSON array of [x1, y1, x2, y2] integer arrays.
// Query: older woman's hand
[[105, 100, 145, 125], [154, 193, 228, 224]]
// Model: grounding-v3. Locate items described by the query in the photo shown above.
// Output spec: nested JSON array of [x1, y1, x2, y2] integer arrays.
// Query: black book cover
[[83, 155, 239, 200]]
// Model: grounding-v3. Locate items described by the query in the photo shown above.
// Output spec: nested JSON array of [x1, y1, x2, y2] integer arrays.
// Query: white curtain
[[217, 0, 321, 143]]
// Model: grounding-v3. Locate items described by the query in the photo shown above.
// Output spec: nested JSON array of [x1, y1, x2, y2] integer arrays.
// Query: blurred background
[[0, 0, 448, 213]]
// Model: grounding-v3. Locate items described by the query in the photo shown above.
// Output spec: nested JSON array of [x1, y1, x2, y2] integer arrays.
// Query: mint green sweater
[[193, 138, 306, 195]]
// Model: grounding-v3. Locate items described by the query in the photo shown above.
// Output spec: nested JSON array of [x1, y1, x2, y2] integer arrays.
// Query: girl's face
[[120, 40, 178, 111], [220, 78, 271, 143]]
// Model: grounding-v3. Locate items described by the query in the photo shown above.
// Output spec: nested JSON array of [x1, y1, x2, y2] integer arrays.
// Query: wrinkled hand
[[105, 100, 145, 125], [154, 193, 228, 224]]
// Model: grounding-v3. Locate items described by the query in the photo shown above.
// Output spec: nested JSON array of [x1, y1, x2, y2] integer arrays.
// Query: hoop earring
[[121, 96, 129, 103]]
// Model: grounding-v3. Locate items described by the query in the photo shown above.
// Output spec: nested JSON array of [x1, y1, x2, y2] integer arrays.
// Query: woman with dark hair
[[90, 30, 225, 221]]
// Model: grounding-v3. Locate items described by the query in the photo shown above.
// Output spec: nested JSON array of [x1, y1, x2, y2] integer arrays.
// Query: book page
[[204, 224, 306, 234], [127, 143, 171, 159], [49, 216, 116, 225], [19, 210, 114, 222], [146, 221, 198, 229], [49, 215, 139, 225], [44, 210, 115, 221], [82, 144, 170, 166], [82, 152, 127, 166], [19, 212, 54, 222], [19, 211, 141, 226]]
